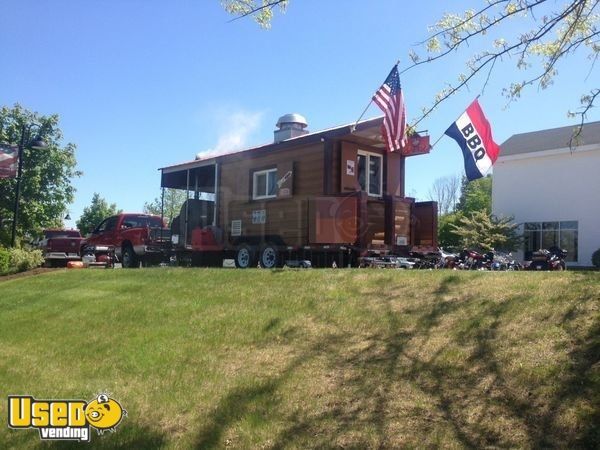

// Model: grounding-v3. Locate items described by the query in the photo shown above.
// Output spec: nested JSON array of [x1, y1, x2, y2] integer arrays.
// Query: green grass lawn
[[1, 268, 599, 449]]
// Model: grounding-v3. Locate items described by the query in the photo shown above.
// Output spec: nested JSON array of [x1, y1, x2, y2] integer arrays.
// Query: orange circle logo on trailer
[[8, 393, 126, 442]]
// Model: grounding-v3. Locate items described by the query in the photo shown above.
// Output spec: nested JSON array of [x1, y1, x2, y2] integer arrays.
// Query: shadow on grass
[[190, 273, 599, 449], [193, 334, 346, 449]]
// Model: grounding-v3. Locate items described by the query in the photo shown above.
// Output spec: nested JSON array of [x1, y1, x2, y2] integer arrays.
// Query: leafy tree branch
[[222, 1, 599, 133], [222, 0, 288, 27]]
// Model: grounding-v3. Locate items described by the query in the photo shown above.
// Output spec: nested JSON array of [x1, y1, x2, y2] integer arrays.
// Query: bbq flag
[[445, 99, 500, 181], [0, 144, 18, 178]]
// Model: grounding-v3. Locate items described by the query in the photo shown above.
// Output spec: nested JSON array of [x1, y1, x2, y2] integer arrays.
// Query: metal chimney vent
[[274, 113, 309, 143]]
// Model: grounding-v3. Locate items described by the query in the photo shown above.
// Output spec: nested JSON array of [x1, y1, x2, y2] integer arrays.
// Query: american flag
[[373, 65, 407, 152], [0, 144, 18, 178]]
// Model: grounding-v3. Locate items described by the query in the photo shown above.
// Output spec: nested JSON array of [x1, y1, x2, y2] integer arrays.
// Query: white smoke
[[196, 109, 264, 160]]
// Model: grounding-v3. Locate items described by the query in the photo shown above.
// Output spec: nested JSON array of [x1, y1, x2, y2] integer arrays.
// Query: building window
[[252, 168, 277, 200], [523, 221, 578, 262], [357, 151, 382, 197]]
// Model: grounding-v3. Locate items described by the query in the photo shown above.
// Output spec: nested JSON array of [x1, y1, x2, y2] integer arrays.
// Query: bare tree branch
[[569, 88, 600, 148]]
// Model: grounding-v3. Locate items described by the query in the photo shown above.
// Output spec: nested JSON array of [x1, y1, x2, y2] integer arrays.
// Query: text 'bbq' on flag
[[445, 99, 500, 181]]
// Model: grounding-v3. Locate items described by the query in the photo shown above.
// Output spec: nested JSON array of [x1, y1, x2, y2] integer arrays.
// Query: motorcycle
[[436, 247, 458, 269], [527, 246, 567, 271], [409, 250, 440, 269], [458, 249, 491, 270], [491, 251, 522, 271]]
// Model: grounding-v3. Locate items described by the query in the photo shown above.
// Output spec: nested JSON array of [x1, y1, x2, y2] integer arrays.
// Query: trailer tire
[[235, 244, 255, 269], [122, 245, 139, 269], [259, 244, 279, 269]]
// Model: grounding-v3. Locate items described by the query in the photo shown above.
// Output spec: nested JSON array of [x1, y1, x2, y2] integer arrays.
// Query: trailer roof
[[159, 116, 385, 173]]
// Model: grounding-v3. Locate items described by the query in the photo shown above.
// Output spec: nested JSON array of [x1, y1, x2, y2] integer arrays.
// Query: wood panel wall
[[389, 198, 412, 245], [412, 201, 438, 247], [366, 200, 386, 246], [218, 143, 324, 247]]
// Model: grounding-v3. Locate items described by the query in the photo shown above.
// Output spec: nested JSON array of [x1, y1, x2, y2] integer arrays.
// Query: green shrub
[[592, 248, 600, 268], [0, 247, 9, 274], [8, 248, 44, 273]]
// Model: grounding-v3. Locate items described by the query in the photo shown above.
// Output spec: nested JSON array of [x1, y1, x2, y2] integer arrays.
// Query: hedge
[[0, 247, 44, 275]]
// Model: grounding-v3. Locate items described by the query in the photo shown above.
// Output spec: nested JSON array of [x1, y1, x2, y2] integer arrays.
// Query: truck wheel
[[122, 245, 139, 268], [260, 244, 279, 269], [235, 245, 255, 269]]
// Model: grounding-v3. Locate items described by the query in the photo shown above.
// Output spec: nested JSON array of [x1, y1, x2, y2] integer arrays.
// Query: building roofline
[[159, 116, 384, 172], [500, 120, 600, 157]]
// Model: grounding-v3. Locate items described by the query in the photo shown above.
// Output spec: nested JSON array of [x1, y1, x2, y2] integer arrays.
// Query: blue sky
[[1, 0, 598, 227]]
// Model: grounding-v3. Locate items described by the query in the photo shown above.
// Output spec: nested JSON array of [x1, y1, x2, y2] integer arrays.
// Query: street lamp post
[[10, 124, 47, 247]]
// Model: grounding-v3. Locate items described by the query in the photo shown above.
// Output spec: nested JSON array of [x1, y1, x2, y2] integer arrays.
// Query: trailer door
[[411, 201, 438, 248]]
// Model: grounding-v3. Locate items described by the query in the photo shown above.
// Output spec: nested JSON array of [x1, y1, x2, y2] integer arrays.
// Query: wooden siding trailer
[[160, 116, 437, 268]]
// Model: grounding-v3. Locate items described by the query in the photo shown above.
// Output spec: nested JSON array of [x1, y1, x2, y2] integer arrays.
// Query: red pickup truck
[[84, 213, 171, 268], [38, 229, 85, 267]]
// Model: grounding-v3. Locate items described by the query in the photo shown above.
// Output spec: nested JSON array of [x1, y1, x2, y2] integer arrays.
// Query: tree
[[428, 174, 461, 215], [438, 212, 463, 249], [224, 1, 599, 132], [456, 175, 492, 215], [0, 104, 81, 246], [143, 189, 187, 225], [436, 175, 492, 248], [76, 193, 120, 236], [450, 210, 522, 251]]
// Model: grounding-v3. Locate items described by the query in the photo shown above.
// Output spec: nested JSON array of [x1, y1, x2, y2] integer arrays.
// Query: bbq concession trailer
[[160, 115, 437, 268]]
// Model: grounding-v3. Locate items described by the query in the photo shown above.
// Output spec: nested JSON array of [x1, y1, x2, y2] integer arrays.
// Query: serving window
[[252, 168, 277, 200], [357, 150, 382, 197]]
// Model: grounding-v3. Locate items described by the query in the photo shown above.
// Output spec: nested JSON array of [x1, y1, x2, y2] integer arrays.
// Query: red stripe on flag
[[466, 99, 500, 163], [372, 66, 406, 152]]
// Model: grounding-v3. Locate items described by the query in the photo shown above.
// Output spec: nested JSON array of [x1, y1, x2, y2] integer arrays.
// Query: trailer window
[[357, 151, 382, 197], [253, 168, 277, 200]]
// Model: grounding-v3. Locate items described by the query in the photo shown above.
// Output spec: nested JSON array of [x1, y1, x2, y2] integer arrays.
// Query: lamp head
[[29, 137, 47, 150]]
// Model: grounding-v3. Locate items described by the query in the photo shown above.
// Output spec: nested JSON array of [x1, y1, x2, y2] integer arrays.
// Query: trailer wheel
[[260, 244, 279, 269], [235, 245, 255, 269], [122, 245, 139, 269]]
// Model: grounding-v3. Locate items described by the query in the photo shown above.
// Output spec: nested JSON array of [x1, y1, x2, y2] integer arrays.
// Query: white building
[[492, 121, 600, 267]]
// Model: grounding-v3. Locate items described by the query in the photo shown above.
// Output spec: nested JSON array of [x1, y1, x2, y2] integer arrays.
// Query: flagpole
[[427, 95, 481, 150], [351, 60, 400, 133], [350, 100, 374, 133]]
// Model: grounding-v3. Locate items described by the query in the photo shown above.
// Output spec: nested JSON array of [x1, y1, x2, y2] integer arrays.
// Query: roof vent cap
[[274, 113, 309, 143], [276, 113, 308, 129]]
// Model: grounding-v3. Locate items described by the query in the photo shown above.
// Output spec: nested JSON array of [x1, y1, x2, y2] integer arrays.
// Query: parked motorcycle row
[[403, 246, 568, 271]]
